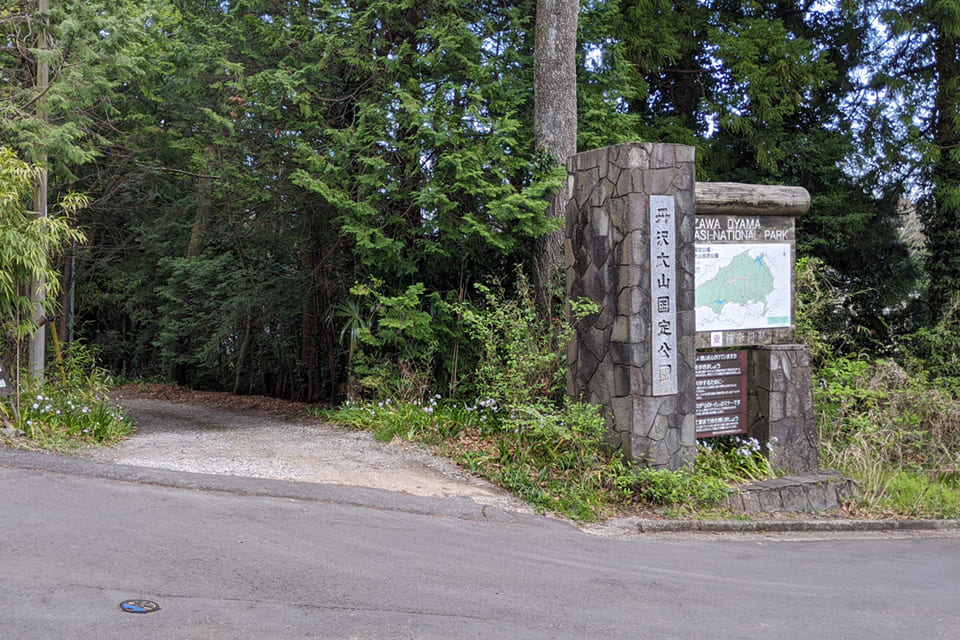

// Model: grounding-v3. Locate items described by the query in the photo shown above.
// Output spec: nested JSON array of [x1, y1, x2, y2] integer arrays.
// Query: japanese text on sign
[[650, 195, 677, 395], [695, 350, 748, 438]]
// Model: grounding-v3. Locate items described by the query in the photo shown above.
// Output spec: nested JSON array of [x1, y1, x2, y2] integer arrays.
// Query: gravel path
[[78, 392, 533, 514]]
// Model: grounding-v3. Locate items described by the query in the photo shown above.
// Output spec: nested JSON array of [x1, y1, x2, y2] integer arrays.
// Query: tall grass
[[799, 258, 960, 517]]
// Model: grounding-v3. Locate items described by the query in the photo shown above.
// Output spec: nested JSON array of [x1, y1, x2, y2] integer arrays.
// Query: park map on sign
[[695, 244, 791, 332]]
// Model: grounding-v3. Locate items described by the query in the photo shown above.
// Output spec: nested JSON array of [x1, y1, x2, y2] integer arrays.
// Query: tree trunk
[[318, 263, 338, 404], [58, 241, 76, 344], [232, 307, 254, 395], [532, 0, 578, 317]]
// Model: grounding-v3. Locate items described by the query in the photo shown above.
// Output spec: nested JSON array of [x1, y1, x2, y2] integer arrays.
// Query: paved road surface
[[1, 454, 958, 639], [79, 393, 533, 514]]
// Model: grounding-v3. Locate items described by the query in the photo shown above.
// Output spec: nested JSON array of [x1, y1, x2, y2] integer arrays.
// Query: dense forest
[[1, 0, 958, 404]]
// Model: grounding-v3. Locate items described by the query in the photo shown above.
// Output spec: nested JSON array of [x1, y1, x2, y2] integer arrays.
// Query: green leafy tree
[[0, 0, 165, 178], [870, 0, 960, 321], [0, 147, 85, 374], [581, 0, 918, 343], [0, 0, 167, 377], [72, 0, 563, 400]]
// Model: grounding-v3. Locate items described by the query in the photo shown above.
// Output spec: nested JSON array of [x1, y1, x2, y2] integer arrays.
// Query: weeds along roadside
[[321, 399, 774, 521], [322, 271, 780, 522], [0, 341, 132, 451], [9, 261, 958, 521], [328, 263, 960, 520], [799, 258, 960, 518]]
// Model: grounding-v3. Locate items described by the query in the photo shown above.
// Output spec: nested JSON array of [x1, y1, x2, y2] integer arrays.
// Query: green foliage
[[814, 355, 960, 516], [0, 147, 86, 341], [579, 0, 917, 331], [12, 388, 131, 448], [709, 15, 837, 175], [794, 256, 860, 364], [875, 470, 960, 519], [324, 276, 740, 520], [72, 0, 562, 400], [797, 253, 960, 518], [3, 341, 132, 449], [0, 0, 168, 176], [620, 467, 729, 510], [694, 437, 777, 483], [456, 271, 599, 409], [343, 280, 444, 401], [325, 396, 639, 520], [324, 277, 630, 520], [50, 339, 111, 398], [899, 294, 960, 383], [869, 0, 960, 318]]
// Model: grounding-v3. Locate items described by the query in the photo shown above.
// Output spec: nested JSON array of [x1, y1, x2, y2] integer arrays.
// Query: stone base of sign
[[747, 344, 818, 474], [565, 142, 697, 470], [723, 472, 859, 514]]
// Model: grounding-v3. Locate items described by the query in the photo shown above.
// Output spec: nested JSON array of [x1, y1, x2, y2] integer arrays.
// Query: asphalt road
[[1, 453, 958, 640]]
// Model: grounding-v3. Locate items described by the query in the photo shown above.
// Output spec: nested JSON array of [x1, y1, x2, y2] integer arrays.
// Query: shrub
[[695, 436, 777, 483], [814, 354, 960, 514], [1, 342, 132, 450], [338, 280, 445, 402]]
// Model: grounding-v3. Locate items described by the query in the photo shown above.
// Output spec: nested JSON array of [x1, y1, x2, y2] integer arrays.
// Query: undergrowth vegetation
[[1, 342, 132, 450], [814, 356, 960, 517], [799, 258, 960, 518], [324, 274, 774, 521], [13, 257, 957, 522], [323, 397, 753, 520], [327, 260, 960, 520]]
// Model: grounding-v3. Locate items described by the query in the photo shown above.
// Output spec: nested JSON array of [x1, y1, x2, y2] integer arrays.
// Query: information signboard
[[695, 350, 748, 438], [694, 214, 795, 348]]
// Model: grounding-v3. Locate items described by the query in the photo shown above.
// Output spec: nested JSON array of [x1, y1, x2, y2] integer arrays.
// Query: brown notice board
[[695, 350, 748, 438]]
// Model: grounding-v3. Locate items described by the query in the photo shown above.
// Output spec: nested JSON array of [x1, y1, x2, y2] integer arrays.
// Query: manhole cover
[[120, 599, 160, 614]]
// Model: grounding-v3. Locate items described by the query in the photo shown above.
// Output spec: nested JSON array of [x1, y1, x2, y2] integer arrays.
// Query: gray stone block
[[780, 484, 812, 512], [724, 492, 745, 512], [758, 488, 784, 512], [567, 143, 696, 469], [739, 491, 763, 513]]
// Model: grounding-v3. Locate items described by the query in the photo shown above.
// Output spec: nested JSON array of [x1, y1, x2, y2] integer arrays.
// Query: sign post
[[695, 350, 748, 438], [566, 145, 818, 473]]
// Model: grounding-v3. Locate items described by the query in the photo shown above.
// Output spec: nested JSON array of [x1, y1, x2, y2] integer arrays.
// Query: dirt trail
[[79, 391, 533, 514]]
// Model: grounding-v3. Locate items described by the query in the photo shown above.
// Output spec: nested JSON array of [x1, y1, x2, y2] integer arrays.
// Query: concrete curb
[[631, 517, 960, 533]]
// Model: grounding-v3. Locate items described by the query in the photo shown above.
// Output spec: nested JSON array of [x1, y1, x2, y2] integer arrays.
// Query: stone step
[[723, 471, 860, 514]]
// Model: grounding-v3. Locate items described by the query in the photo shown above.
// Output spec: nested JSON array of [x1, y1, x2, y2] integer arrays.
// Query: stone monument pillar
[[748, 345, 818, 473], [565, 143, 697, 470]]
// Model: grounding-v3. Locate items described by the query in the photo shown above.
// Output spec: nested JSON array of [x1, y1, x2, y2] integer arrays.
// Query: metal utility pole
[[29, 0, 50, 382]]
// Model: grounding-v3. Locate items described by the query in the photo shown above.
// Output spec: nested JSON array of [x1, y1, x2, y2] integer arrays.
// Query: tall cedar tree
[[873, 0, 960, 320], [74, 0, 559, 399], [580, 0, 918, 342], [532, 0, 579, 316]]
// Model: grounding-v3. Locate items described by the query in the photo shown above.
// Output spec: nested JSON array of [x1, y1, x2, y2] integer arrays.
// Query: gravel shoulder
[[77, 389, 534, 515]]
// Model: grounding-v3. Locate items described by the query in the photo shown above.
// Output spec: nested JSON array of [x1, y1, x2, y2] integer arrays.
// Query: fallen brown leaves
[[112, 383, 319, 419]]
